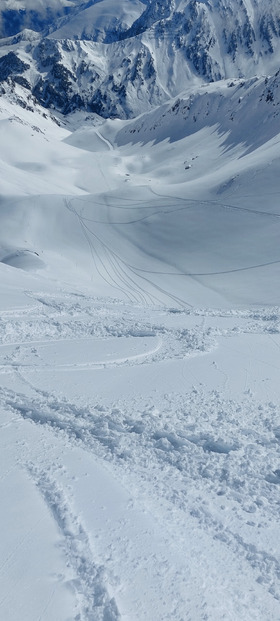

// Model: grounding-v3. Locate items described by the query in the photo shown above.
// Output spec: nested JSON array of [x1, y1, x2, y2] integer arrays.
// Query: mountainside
[[2, 3, 280, 621], [1, 0, 280, 118], [0, 0, 83, 38], [1, 0, 280, 303]]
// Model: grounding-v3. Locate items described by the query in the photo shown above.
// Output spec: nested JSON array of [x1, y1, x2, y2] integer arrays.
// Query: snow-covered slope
[[1, 1, 280, 620], [48, 0, 146, 42], [1, 0, 280, 117], [1, 71, 280, 307], [1, 89, 280, 618]]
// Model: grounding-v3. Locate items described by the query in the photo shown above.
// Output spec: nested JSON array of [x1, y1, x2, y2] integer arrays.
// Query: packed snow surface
[[1, 89, 280, 620]]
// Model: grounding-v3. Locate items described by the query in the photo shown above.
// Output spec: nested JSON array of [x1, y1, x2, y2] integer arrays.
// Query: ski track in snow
[[27, 463, 120, 621], [1, 291, 280, 619], [1, 15, 280, 619], [3, 381, 280, 601], [63, 196, 188, 308]]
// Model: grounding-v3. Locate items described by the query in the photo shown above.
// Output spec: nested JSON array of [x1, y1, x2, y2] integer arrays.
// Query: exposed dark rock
[[13, 75, 31, 89], [1, 0, 280, 120], [0, 51, 30, 82]]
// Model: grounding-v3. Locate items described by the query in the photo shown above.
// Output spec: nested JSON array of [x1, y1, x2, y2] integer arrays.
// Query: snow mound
[[0, 249, 45, 271], [63, 127, 111, 152]]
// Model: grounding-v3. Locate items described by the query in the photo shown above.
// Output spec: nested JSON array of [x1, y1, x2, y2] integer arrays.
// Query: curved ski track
[[1, 292, 280, 619]]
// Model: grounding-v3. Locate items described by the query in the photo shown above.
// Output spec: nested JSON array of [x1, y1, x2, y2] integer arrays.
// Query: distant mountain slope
[[1, 0, 280, 118], [0, 0, 75, 38], [48, 0, 146, 42], [112, 72, 280, 153]]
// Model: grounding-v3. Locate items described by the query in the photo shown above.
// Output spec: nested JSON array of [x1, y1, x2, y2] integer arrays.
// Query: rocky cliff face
[[1, 0, 280, 119]]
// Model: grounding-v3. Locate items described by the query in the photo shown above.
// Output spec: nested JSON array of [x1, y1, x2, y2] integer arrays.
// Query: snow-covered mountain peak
[[0, 0, 280, 119], [1, 0, 280, 119]]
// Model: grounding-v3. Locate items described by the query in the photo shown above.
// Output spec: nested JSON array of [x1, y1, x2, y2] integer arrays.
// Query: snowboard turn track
[[1, 289, 280, 620]]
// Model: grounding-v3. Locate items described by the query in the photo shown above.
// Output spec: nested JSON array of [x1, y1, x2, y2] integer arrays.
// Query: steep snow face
[[1, 0, 280, 118], [114, 71, 280, 153], [47, 0, 146, 42]]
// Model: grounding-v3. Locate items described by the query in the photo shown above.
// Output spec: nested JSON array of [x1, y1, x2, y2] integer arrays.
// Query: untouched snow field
[[1, 90, 280, 620]]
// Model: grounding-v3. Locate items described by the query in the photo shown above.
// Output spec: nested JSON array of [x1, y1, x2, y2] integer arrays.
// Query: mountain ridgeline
[[0, 0, 280, 119]]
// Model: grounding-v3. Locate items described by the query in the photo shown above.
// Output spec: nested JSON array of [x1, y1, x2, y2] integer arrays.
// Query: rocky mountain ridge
[[1, 0, 280, 119]]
